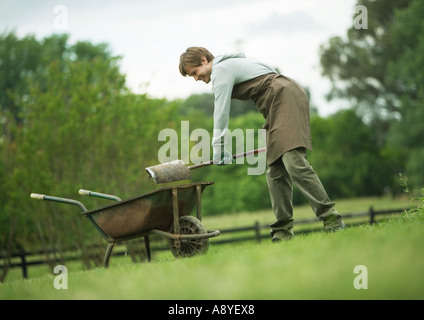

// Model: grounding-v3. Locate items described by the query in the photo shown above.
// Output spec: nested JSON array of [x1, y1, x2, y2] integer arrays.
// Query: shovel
[[146, 147, 266, 184]]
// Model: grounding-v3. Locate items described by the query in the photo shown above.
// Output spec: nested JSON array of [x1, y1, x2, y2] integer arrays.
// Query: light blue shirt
[[211, 53, 276, 154]]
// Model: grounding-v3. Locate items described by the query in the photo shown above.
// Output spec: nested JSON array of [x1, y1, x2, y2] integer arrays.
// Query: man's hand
[[213, 151, 234, 166]]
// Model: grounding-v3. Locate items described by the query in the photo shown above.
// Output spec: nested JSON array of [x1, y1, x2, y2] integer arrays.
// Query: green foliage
[[319, 0, 424, 190], [179, 92, 257, 118], [319, 0, 412, 116], [385, 0, 424, 187], [308, 109, 394, 199], [399, 173, 424, 215], [0, 32, 179, 273]]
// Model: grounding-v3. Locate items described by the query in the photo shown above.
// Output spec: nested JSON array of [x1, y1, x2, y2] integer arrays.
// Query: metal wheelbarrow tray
[[31, 181, 220, 267]]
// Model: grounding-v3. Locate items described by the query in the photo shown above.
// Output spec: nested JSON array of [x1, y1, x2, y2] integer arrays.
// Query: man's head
[[179, 47, 214, 84]]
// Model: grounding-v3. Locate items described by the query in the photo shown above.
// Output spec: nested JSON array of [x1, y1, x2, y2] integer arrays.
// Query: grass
[[3, 195, 412, 282], [1, 200, 423, 300], [203, 195, 415, 230]]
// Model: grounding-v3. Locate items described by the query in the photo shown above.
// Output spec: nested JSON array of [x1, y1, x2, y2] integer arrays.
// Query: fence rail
[[211, 206, 406, 245], [0, 206, 408, 280]]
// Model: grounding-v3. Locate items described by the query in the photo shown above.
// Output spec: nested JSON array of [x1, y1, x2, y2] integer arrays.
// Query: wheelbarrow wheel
[[170, 216, 209, 258]]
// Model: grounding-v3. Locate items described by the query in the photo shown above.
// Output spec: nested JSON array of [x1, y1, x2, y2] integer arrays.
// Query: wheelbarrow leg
[[144, 236, 151, 262], [172, 188, 181, 249], [172, 188, 180, 234], [196, 184, 202, 221], [103, 242, 115, 268]]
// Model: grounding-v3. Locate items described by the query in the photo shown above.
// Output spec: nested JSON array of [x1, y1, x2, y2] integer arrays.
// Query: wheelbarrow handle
[[30, 193, 45, 200], [30, 193, 87, 212]]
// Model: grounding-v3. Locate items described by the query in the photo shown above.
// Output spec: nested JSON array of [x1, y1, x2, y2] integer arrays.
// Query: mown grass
[[1, 206, 423, 300], [203, 195, 415, 230], [2, 196, 412, 282]]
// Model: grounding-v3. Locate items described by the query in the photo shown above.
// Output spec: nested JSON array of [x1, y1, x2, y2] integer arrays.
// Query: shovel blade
[[145, 160, 192, 184]]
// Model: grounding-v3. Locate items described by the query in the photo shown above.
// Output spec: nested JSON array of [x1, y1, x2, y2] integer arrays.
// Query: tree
[[319, 0, 423, 189], [319, 0, 412, 119], [308, 109, 393, 199], [0, 31, 117, 124], [0, 32, 179, 278], [179, 92, 257, 118], [385, 0, 424, 187]]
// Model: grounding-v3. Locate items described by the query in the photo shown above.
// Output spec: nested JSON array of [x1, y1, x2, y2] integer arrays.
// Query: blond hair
[[179, 47, 215, 76]]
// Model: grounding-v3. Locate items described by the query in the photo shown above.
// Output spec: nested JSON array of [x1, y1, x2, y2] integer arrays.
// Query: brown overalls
[[231, 73, 344, 240]]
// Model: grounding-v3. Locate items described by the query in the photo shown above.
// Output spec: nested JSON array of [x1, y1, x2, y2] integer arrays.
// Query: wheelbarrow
[[30, 181, 220, 267]]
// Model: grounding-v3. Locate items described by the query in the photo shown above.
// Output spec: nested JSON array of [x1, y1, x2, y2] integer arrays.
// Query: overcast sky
[[0, 0, 357, 116]]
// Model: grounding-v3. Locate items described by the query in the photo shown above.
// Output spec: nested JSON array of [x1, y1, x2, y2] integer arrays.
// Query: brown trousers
[[266, 148, 343, 239]]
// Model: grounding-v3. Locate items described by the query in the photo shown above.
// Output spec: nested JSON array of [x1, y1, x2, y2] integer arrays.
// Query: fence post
[[19, 247, 28, 279], [254, 221, 261, 243], [369, 206, 375, 225]]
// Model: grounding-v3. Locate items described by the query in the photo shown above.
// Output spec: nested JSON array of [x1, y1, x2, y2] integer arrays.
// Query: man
[[179, 47, 345, 242]]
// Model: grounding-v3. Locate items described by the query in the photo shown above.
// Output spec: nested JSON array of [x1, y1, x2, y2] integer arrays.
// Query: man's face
[[184, 56, 212, 84]]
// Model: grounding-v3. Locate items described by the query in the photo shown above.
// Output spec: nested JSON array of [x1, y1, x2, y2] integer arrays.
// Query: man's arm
[[211, 69, 235, 165]]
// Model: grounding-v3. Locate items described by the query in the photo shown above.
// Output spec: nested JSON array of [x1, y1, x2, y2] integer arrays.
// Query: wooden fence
[[211, 206, 406, 245], [0, 206, 408, 280]]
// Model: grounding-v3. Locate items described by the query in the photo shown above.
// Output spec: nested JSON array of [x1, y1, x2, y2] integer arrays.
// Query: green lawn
[[1, 202, 423, 300], [203, 195, 414, 230]]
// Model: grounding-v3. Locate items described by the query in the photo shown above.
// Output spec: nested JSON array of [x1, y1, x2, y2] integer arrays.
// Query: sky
[[0, 0, 357, 116]]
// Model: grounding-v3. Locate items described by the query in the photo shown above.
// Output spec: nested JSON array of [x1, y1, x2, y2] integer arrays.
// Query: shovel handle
[[187, 147, 266, 170], [79, 189, 122, 202]]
